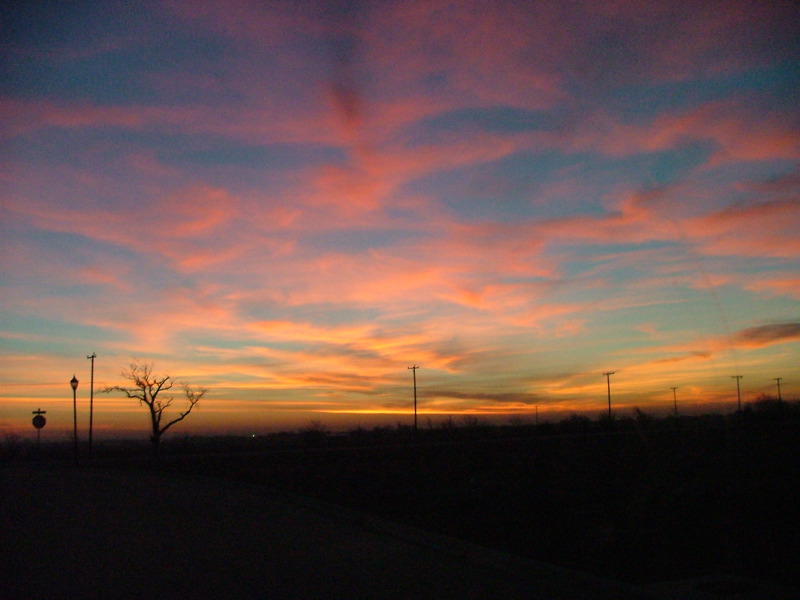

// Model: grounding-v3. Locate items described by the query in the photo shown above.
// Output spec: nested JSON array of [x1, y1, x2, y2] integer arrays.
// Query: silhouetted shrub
[[750, 396, 788, 414], [299, 420, 329, 446]]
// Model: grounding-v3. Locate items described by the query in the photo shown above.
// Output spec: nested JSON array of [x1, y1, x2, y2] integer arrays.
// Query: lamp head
[[70, 375, 79, 391]]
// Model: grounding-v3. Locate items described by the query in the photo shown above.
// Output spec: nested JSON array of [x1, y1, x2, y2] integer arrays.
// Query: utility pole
[[670, 387, 678, 418], [87, 352, 96, 455], [408, 365, 419, 435], [774, 377, 783, 401], [603, 372, 615, 418], [731, 375, 743, 411]]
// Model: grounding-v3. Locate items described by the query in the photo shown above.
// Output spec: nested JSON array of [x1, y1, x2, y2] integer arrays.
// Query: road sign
[[32, 408, 47, 429]]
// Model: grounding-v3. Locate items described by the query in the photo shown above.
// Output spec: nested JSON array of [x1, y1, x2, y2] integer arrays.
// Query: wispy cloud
[[730, 322, 800, 348]]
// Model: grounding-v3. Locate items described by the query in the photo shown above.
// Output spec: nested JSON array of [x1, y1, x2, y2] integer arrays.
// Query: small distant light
[[252, 434, 255, 438]]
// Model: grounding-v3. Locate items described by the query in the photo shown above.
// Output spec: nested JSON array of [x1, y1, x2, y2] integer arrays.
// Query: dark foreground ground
[[3, 466, 652, 600], [155, 418, 800, 587], [3, 414, 799, 599]]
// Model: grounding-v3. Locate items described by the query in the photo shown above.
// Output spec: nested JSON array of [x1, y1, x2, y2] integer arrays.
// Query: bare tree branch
[[102, 361, 205, 450]]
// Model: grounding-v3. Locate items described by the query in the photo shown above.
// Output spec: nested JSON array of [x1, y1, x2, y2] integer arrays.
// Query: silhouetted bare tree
[[104, 361, 205, 450]]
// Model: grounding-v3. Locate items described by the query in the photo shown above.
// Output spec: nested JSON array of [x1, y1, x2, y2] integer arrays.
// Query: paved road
[[1, 465, 655, 599]]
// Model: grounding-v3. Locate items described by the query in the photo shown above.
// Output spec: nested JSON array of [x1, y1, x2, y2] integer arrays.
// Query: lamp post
[[670, 387, 678, 418], [70, 375, 79, 465]]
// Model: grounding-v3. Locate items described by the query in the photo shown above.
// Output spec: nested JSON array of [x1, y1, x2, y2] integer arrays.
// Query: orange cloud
[[617, 321, 800, 378], [248, 319, 471, 375]]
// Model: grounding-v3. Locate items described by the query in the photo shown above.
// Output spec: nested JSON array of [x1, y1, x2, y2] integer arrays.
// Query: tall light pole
[[70, 375, 79, 465], [87, 353, 96, 455], [774, 377, 782, 401], [731, 375, 743, 411], [408, 365, 419, 435], [670, 387, 678, 418], [603, 372, 615, 419]]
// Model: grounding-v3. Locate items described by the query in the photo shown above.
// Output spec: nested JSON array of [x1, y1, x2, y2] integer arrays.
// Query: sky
[[2, 0, 799, 440]]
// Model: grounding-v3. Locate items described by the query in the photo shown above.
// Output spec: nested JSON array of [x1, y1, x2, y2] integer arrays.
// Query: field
[[145, 409, 800, 589], [5, 406, 800, 592]]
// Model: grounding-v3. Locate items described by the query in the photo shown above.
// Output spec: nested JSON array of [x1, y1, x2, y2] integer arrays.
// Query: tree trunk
[[150, 433, 161, 456]]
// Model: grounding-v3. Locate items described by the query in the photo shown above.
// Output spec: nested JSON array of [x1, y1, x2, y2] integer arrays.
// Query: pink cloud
[[369, 1, 797, 150], [366, 1, 567, 108], [1, 97, 339, 147], [78, 265, 134, 294], [6, 184, 242, 272], [245, 319, 471, 378], [306, 164, 390, 214], [563, 1, 799, 87], [275, 252, 450, 307], [519, 179, 799, 268], [252, 320, 374, 345], [5, 1, 794, 157], [360, 0, 794, 115], [685, 199, 800, 259], [745, 275, 800, 300], [651, 351, 714, 365], [555, 99, 800, 164], [161, 0, 327, 43]]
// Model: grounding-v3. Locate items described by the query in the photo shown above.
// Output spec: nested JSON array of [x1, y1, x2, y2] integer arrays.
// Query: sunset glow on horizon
[[2, 1, 799, 441]]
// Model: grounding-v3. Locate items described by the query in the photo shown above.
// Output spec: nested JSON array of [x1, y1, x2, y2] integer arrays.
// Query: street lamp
[[70, 375, 79, 464]]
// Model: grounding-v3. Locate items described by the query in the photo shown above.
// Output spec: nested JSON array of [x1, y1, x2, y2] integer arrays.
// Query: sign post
[[32, 408, 47, 449]]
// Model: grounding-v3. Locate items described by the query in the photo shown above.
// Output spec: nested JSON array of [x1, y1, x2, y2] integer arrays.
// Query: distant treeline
[[4, 396, 797, 461], [132, 396, 800, 454]]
